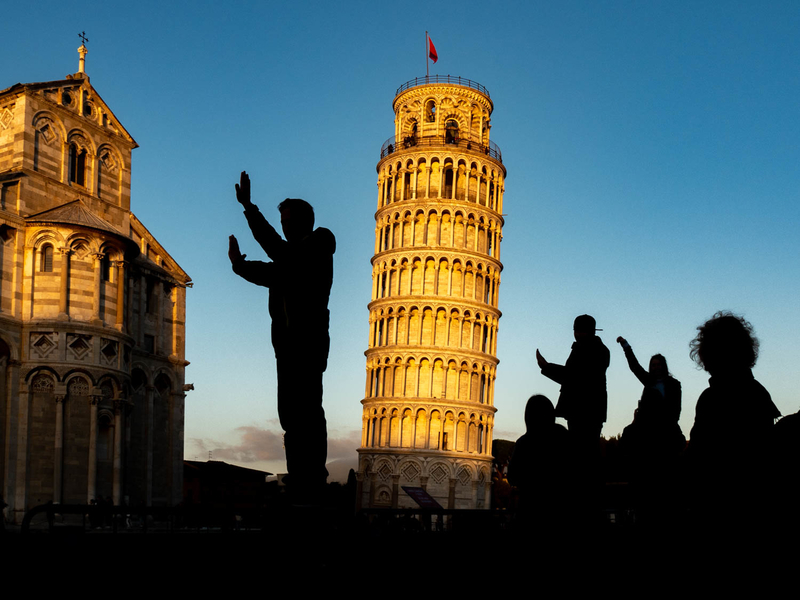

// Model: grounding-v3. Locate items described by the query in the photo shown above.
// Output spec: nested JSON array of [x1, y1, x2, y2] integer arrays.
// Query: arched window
[[68, 142, 87, 186], [425, 100, 436, 123], [445, 120, 459, 144], [444, 169, 454, 198], [101, 253, 113, 282], [154, 373, 171, 398], [40, 244, 54, 272]]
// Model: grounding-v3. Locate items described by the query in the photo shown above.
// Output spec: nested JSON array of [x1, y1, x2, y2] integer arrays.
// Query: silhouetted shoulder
[[311, 227, 336, 254]]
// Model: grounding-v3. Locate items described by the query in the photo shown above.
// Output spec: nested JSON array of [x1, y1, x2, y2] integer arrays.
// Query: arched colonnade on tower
[[371, 254, 501, 307], [361, 404, 494, 455], [368, 303, 499, 355], [377, 156, 504, 213], [365, 352, 496, 405], [374, 207, 503, 261]]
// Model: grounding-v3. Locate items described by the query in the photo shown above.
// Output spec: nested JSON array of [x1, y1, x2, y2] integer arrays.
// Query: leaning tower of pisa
[[357, 76, 506, 510]]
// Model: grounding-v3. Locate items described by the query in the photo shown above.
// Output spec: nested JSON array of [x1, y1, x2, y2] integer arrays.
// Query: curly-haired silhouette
[[686, 312, 780, 531]]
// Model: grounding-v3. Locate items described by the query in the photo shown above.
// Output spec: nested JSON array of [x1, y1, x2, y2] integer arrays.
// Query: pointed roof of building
[[26, 199, 124, 236], [0, 73, 138, 149]]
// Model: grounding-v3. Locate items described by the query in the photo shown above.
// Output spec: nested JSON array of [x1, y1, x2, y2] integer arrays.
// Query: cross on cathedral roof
[[77, 31, 89, 75]]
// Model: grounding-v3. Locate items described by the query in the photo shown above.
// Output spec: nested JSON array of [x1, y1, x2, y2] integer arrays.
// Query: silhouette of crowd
[[510, 311, 796, 537]]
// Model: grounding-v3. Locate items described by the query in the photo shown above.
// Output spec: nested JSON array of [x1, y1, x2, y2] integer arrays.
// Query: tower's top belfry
[[358, 76, 507, 512], [380, 75, 504, 178]]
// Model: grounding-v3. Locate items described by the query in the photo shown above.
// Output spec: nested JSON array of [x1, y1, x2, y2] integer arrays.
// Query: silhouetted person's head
[[524, 394, 555, 431], [690, 311, 759, 377], [278, 198, 315, 242], [649, 354, 669, 379], [573, 314, 597, 341]]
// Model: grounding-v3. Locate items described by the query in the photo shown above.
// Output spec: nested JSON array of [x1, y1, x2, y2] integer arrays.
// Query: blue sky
[[7, 1, 800, 479]]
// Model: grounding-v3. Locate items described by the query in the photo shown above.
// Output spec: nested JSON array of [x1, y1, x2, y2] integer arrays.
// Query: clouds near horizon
[[188, 424, 361, 466]]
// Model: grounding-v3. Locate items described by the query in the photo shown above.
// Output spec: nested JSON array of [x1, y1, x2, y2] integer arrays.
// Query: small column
[[61, 140, 70, 185], [448, 477, 457, 510], [88, 153, 97, 195], [376, 368, 384, 397], [496, 229, 502, 261], [171, 286, 183, 358], [3, 360, 20, 520], [145, 384, 154, 506], [58, 248, 71, 320], [391, 474, 400, 509], [53, 389, 66, 503], [91, 252, 104, 325], [155, 280, 163, 353], [168, 390, 186, 507], [22, 245, 34, 320], [86, 391, 101, 503], [112, 397, 124, 505], [114, 260, 125, 331], [138, 275, 146, 345], [13, 378, 32, 521], [425, 166, 431, 198], [361, 414, 369, 447]]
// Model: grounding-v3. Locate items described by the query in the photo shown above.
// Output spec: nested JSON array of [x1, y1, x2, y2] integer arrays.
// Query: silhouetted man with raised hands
[[536, 314, 609, 525], [229, 171, 335, 502], [536, 314, 610, 443]]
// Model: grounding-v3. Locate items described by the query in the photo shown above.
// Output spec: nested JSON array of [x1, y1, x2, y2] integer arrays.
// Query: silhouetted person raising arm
[[229, 171, 335, 502], [616, 336, 681, 424], [616, 338, 685, 530]]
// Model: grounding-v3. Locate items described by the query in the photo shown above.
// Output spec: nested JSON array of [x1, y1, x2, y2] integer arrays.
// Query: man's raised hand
[[235, 171, 252, 208], [228, 235, 246, 264]]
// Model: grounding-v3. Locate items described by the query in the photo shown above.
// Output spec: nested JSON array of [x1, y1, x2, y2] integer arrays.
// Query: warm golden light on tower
[[357, 76, 506, 510]]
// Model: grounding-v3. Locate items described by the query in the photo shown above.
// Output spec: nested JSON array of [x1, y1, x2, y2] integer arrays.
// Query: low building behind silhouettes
[[184, 460, 272, 512], [0, 43, 190, 523]]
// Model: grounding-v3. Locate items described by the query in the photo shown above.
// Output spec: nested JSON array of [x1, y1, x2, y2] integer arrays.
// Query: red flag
[[428, 36, 438, 63]]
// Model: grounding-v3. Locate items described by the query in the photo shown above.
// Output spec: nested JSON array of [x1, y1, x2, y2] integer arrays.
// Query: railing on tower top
[[396, 76, 491, 98], [380, 134, 503, 163]]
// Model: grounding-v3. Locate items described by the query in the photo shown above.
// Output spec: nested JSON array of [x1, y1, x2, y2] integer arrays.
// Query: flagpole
[[426, 31, 429, 78]]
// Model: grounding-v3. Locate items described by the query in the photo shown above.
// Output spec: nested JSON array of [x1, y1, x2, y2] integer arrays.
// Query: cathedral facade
[[357, 76, 506, 510], [0, 46, 190, 523]]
